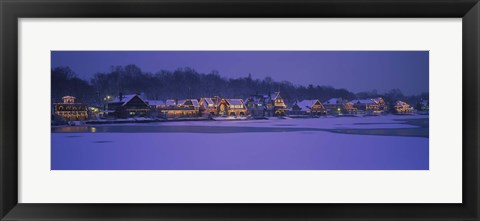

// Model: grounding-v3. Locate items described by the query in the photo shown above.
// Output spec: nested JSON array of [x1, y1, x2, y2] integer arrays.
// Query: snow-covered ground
[[51, 115, 429, 170], [52, 131, 428, 170]]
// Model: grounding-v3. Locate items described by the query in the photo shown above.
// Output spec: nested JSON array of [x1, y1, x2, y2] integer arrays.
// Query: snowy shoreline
[[52, 115, 428, 138]]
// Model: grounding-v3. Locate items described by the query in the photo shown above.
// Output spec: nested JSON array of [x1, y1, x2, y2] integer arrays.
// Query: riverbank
[[53, 115, 428, 138]]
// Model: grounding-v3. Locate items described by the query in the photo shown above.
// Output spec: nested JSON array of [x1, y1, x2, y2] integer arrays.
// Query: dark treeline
[[51, 65, 428, 106]]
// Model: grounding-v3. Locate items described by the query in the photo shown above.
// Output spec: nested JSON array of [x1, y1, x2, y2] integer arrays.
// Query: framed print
[[1, 0, 479, 220]]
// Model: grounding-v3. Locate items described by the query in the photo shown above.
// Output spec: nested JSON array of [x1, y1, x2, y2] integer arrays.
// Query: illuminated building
[[54, 96, 88, 121], [107, 94, 151, 118], [290, 99, 326, 116], [394, 100, 413, 114], [323, 98, 357, 115], [158, 99, 201, 118], [217, 99, 247, 116]]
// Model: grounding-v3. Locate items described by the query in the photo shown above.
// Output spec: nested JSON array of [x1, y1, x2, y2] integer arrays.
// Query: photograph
[[51, 51, 429, 170]]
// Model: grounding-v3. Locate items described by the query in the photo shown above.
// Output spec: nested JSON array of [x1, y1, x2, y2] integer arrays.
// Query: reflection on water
[[52, 122, 428, 138]]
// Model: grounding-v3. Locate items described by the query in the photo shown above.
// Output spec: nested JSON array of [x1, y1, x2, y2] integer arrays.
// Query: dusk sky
[[51, 51, 428, 95]]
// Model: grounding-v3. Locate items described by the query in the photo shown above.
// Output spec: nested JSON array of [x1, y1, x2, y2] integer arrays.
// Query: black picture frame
[[1, 0, 479, 220]]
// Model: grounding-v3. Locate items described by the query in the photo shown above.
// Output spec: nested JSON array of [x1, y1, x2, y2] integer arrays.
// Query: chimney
[[119, 92, 123, 101]]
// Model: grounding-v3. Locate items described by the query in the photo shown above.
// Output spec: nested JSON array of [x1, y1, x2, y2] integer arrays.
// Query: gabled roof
[[324, 98, 344, 105], [295, 100, 323, 111], [201, 98, 216, 108], [372, 97, 384, 103], [351, 99, 376, 105], [203, 98, 214, 105], [395, 100, 410, 106], [270, 92, 281, 100], [191, 99, 200, 107], [109, 94, 147, 106], [225, 99, 244, 106], [178, 99, 200, 108], [177, 99, 187, 106], [262, 92, 282, 102]]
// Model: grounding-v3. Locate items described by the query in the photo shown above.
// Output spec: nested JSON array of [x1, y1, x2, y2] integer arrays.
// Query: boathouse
[[290, 99, 326, 116], [158, 99, 200, 118], [323, 98, 357, 115], [53, 96, 88, 121], [263, 92, 288, 116], [351, 97, 388, 113], [394, 100, 413, 114], [199, 97, 221, 116], [107, 94, 151, 118], [244, 94, 267, 117], [217, 99, 247, 116]]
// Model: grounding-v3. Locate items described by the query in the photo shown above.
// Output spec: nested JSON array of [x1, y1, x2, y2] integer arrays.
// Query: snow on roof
[[200, 98, 215, 108], [166, 100, 176, 106], [109, 94, 145, 106], [324, 98, 343, 105], [295, 100, 322, 111], [261, 92, 281, 102], [148, 100, 165, 106], [351, 99, 376, 105], [177, 99, 200, 107], [177, 99, 187, 106], [190, 99, 200, 107], [395, 100, 410, 106], [270, 92, 280, 100], [226, 99, 244, 106], [111, 94, 134, 103], [372, 97, 384, 103], [203, 98, 214, 105]]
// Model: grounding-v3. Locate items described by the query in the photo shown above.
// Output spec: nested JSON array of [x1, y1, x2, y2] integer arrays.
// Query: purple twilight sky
[[51, 51, 429, 95]]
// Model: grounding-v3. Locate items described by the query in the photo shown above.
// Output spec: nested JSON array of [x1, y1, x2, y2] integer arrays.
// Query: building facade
[[158, 99, 200, 118], [351, 97, 388, 113], [217, 99, 247, 116], [263, 92, 288, 116], [290, 99, 326, 116], [53, 96, 88, 121], [394, 100, 413, 114], [244, 95, 267, 117], [199, 97, 221, 116], [323, 98, 357, 115], [107, 94, 151, 118]]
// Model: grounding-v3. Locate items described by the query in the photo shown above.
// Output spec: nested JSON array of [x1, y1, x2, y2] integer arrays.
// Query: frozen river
[[51, 115, 429, 170]]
